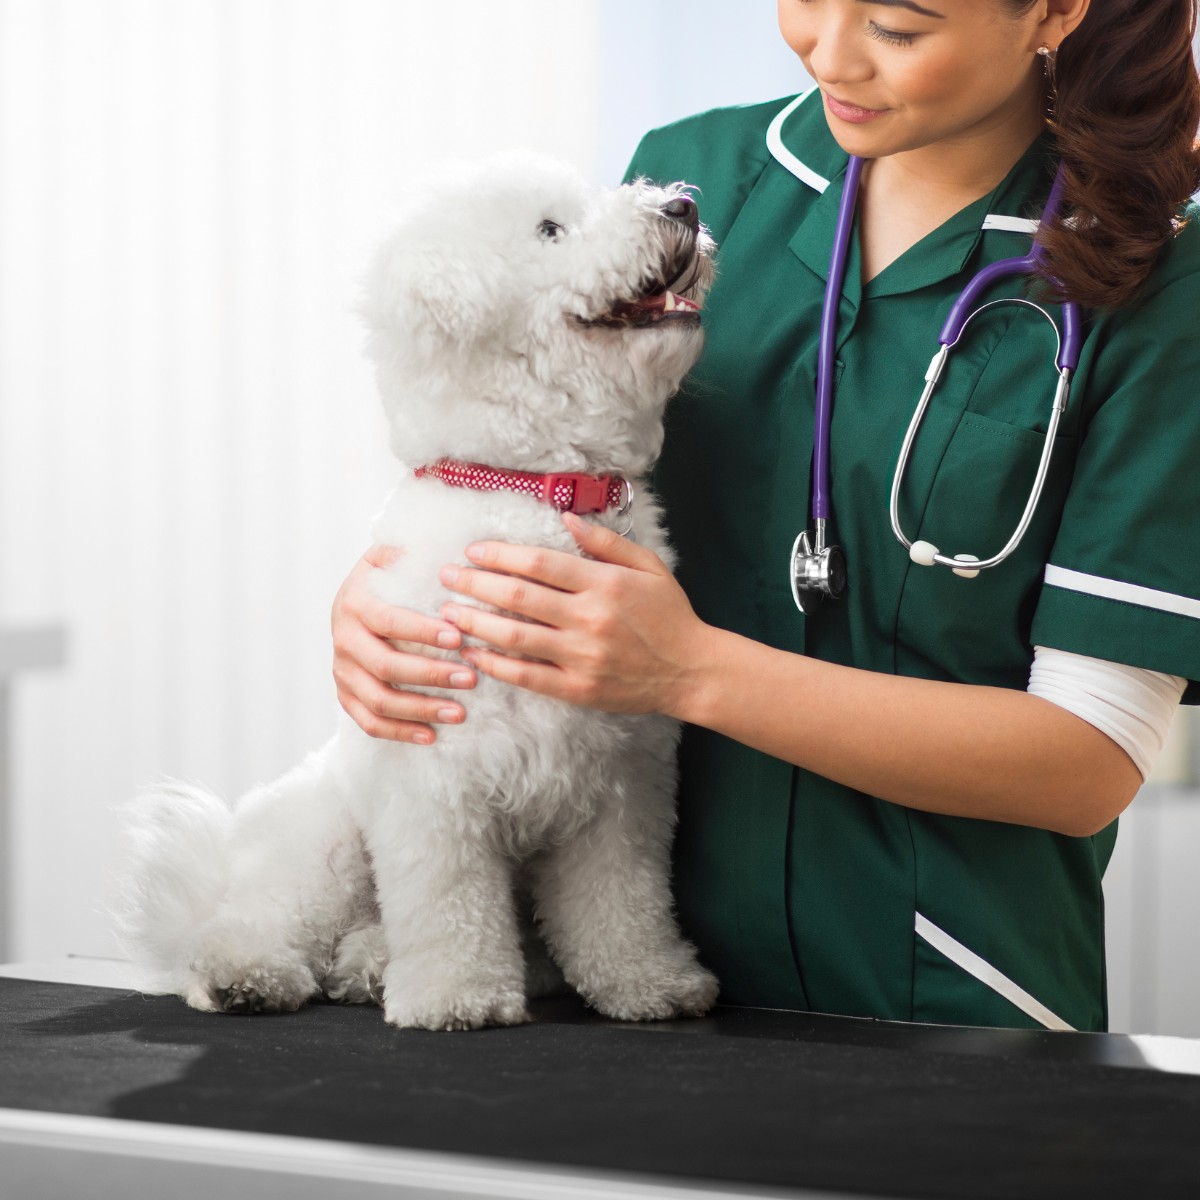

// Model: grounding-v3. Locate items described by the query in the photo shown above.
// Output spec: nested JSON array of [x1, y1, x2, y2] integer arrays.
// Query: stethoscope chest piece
[[790, 526, 846, 614]]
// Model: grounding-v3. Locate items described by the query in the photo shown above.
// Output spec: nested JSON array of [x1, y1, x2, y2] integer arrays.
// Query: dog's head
[[359, 152, 715, 475]]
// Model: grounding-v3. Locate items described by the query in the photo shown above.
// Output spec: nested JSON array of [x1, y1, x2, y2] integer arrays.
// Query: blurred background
[[0, 0, 1196, 1036]]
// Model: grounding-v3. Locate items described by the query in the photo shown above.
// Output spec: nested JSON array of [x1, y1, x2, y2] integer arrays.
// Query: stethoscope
[[790, 156, 1083, 615]]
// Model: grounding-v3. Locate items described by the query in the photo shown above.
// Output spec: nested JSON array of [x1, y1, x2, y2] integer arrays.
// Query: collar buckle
[[542, 472, 612, 514]]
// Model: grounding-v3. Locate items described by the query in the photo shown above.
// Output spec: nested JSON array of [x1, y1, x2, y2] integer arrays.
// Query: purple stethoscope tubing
[[936, 165, 1083, 371], [805, 156, 1082, 591], [812, 153, 866, 522]]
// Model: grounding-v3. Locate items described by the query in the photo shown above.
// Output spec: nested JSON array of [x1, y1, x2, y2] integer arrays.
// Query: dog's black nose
[[662, 195, 699, 232]]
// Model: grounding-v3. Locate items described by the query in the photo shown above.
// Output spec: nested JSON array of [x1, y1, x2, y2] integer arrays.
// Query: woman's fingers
[[332, 545, 477, 743], [333, 651, 472, 746], [459, 645, 573, 701], [335, 622, 475, 693], [438, 564, 571, 628], [560, 511, 669, 571], [443, 518, 671, 624], [358, 591, 465, 652], [338, 545, 463, 650], [337, 690, 443, 747], [440, 603, 561, 663], [460, 539, 594, 592], [335, 660, 466, 725]]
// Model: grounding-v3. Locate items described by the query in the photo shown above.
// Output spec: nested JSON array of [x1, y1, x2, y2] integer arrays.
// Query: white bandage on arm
[[1027, 646, 1187, 781]]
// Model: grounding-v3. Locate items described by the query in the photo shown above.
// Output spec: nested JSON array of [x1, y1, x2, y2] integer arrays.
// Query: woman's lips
[[823, 92, 889, 124]]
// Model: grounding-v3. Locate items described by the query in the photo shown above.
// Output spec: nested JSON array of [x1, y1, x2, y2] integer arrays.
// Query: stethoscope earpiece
[[909, 540, 939, 567], [908, 542, 983, 580]]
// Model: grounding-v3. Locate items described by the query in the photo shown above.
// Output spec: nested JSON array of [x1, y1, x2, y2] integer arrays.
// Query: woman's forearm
[[433, 522, 1143, 835], [676, 625, 1142, 838]]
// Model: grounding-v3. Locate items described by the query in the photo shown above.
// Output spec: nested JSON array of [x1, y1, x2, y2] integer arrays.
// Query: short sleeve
[[1031, 261, 1200, 703]]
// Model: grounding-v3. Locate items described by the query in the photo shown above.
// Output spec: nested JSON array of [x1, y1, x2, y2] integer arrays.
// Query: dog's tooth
[[663, 292, 676, 312]]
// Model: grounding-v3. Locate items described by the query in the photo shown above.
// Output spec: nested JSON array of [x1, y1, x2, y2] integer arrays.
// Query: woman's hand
[[439, 513, 712, 718], [332, 545, 477, 744]]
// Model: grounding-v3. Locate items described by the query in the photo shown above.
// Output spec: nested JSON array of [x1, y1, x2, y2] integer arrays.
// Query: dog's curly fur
[[113, 152, 718, 1031]]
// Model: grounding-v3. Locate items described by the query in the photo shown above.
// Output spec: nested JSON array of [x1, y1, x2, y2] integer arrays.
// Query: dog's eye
[[538, 219, 565, 241]]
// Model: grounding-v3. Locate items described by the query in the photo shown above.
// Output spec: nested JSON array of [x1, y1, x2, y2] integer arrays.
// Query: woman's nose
[[806, 14, 873, 87]]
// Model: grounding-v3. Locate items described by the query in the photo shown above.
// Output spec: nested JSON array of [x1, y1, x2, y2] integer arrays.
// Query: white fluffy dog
[[114, 152, 718, 1031]]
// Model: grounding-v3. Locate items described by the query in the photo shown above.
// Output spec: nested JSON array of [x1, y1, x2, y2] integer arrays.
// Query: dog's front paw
[[383, 989, 530, 1031], [381, 966, 529, 1031], [581, 956, 719, 1022]]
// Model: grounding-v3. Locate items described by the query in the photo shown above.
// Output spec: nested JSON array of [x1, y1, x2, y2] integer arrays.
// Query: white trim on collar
[[1045, 565, 1200, 622], [765, 91, 1041, 236], [982, 214, 1040, 234], [765, 87, 830, 194]]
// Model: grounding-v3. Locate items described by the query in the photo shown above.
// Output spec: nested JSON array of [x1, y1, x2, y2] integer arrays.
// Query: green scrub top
[[627, 90, 1200, 1032]]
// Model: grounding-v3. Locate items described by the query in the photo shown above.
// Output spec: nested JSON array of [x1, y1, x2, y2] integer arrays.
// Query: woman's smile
[[822, 91, 890, 123]]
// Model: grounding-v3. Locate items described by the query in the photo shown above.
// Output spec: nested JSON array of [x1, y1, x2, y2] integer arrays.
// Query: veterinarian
[[331, 0, 1200, 1032]]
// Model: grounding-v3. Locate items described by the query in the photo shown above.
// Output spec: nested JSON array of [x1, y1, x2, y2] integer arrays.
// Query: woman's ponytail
[[1025, 0, 1200, 309]]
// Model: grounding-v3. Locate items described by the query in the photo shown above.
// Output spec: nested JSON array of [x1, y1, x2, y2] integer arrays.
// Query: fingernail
[[465, 543, 485, 562], [413, 731, 434, 745], [441, 604, 459, 623], [436, 629, 460, 648], [437, 707, 463, 723], [449, 671, 474, 688], [439, 565, 459, 586]]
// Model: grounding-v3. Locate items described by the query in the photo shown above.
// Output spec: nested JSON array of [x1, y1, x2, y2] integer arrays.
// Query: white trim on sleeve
[[1027, 646, 1185, 781], [765, 88, 830, 194], [1044, 565, 1200, 622], [915, 913, 1076, 1032]]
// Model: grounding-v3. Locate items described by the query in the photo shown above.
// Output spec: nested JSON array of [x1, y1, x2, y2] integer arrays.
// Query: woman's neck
[[857, 92, 1046, 285]]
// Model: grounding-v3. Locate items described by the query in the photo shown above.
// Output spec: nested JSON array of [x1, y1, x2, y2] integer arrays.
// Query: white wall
[[595, 0, 806, 183], [0, 0, 602, 962]]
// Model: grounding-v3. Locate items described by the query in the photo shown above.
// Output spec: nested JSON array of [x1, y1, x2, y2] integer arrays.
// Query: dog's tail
[[110, 781, 234, 997]]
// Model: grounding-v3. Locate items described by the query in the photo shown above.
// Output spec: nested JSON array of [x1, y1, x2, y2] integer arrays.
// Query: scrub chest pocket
[[895, 407, 1078, 691]]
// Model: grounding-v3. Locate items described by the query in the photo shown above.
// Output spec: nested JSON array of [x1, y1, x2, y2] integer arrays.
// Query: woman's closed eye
[[866, 21, 919, 48]]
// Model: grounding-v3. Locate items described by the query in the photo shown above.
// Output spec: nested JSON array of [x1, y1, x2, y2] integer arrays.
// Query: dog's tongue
[[612, 291, 701, 319]]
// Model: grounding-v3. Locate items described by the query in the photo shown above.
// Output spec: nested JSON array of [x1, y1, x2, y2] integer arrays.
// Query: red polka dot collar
[[414, 458, 630, 516]]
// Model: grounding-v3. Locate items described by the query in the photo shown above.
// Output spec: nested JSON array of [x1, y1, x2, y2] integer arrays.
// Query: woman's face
[[776, 0, 1047, 160]]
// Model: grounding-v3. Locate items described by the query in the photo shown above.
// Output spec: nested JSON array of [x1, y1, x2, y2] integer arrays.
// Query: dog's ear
[[412, 253, 509, 341], [360, 236, 509, 345]]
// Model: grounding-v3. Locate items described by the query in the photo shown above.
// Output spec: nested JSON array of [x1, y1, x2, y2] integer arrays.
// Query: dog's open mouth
[[577, 223, 708, 331], [587, 289, 702, 329]]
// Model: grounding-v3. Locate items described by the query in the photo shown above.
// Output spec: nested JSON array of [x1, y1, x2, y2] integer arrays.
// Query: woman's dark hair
[[1007, 0, 1200, 309]]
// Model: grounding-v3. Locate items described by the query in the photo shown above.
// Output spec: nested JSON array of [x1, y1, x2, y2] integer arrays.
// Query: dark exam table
[[1, 959, 1198, 1199]]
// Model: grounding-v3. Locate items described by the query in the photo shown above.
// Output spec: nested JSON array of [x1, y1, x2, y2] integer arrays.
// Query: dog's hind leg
[[188, 745, 372, 1014], [530, 720, 719, 1021]]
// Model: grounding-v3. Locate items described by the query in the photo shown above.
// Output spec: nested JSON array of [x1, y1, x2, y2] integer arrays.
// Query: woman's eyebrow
[[862, 0, 947, 18]]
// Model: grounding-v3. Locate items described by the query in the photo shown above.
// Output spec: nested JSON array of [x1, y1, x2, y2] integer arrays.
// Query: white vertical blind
[[0, 0, 600, 958]]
